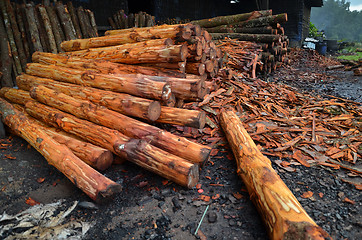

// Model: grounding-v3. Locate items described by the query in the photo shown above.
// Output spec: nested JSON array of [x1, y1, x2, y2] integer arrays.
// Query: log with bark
[[207, 26, 275, 34], [190, 10, 272, 28], [45, 5, 64, 52], [25, 63, 174, 103], [54, 2, 76, 40], [37, 5, 57, 53], [24, 4, 43, 53], [0, 98, 122, 202], [29, 85, 211, 164], [25, 100, 199, 188], [210, 33, 281, 43], [15, 4, 31, 60], [220, 110, 331, 239], [66, 2, 82, 39], [0, 13, 13, 87]]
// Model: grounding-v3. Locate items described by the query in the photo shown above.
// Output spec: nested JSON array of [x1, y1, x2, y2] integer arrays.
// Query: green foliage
[[311, 0, 362, 41], [309, 22, 318, 38], [337, 52, 362, 61]]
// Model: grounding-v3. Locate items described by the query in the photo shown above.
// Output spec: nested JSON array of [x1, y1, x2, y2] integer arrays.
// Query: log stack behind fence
[[0, 0, 97, 87]]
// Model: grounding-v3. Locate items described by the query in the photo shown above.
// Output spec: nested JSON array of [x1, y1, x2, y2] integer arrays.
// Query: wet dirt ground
[[0, 51, 361, 240]]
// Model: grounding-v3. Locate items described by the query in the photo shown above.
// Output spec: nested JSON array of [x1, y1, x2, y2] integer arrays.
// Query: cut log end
[[187, 164, 199, 188], [96, 183, 122, 204], [148, 101, 161, 121], [96, 151, 115, 171], [200, 147, 212, 164], [284, 221, 332, 240], [197, 111, 206, 129], [180, 45, 189, 62]]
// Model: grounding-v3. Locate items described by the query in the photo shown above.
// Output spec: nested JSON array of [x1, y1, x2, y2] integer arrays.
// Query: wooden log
[[140, 62, 186, 73], [210, 33, 281, 43], [66, 2, 82, 39], [16, 74, 161, 122], [86, 9, 98, 37], [185, 63, 206, 75], [25, 100, 199, 188], [15, 4, 31, 60], [191, 10, 272, 28], [0, 98, 122, 202], [0, 14, 13, 87], [0, 0, 22, 75], [0, 86, 32, 105], [219, 110, 331, 239], [206, 26, 275, 34], [45, 5, 64, 52], [353, 67, 362, 76], [128, 13, 135, 28], [63, 43, 188, 64], [34, 4, 51, 53], [77, 6, 89, 38], [37, 5, 57, 53], [30, 85, 211, 164], [25, 63, 173, 102], [108, 17, 116, 29], [158, 107, 205, 129], [55, 2, 76, 40], [32, 52, 186, 78], [24, 4, 43, 52], [5, 0, 27, 70]]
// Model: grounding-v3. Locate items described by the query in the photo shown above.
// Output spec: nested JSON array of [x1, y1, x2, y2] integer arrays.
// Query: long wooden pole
[[220, 110, 331, 239]]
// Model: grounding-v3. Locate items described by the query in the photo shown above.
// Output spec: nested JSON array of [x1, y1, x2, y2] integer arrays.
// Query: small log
[[220, 110, 331, 239], [25, 100, 199, 188], [24, 4, 43, 52], [66, 2, 82, 39], [37, 5, 57, 53], [77, 6, 89, 38], [16, 74, 161, 122], [206, 26, 275, 34], [0, 87, 32, 105], [25, 63, 173, 102], [30, 85, 211, 164], [32, 52, 185, 78], [0, 98, 122, 202], [34, 4, 51, 53], [210, 33, 281, 43], [128, 13, 135, 28], [185, 63, 206, 75], [45, 5, 64, 52], [15, 4, 31, 60], [0, 0, 22, 75], [0, 13, 13, 87], [191, 10, 272, 28], [108, 17, 116, 29], [86, 9, 98, 37], [63, 43, 188, 64], [158, 107, 205, 129], [325, 65, 344, 70], [54, 2, 76, 40]]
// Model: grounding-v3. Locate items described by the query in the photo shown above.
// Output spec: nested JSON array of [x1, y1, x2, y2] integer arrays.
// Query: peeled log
[[220, 110, 331, 239], [191, 10, 272, 28], [16, 74, 161, 122], [25, 63, 173, 102], [210, 33, 281, 43], [32, 51, 185, 78], [63, 43, 188, 64], [159, 107, 205, 129], [0, 98, 121, 202], [30, 85, 211, 164], [25, 101, 199, 188]]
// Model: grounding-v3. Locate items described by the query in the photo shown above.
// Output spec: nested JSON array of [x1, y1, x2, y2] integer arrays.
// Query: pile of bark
[[339, 59, 362, 76], [0, 0, 97, 87], [109, 10, 156, 30], [192, 10, 288, 75]]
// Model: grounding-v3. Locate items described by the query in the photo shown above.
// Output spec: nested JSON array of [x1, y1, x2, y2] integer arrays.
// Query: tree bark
[[158, 107, 205, 129], [15, 4, 31, 60], [211, 33, 281, 43], [45, 5, 64, 52], [190, 10, 272, 28], [206, 26, 275, 34], [17, 74, 161, 122], [66, 2, 82, 39], [25, 63, 173, 102], [25, 100, 199, 188], [32, 52, 185, 78], [185, 62, 206, 75], [0, 86, 32, 105], [34, 4, 50, 53], [0, 13, 13, 87], [77, 6, 90, 38], [0, 98, 122, 202], [86, 9, 98, 37], [24, 4, 43, 52], [54, 2, 76, 40], [220, 110, 331, 239], [37, 5, 57, 53], [29, 85, 211, 164]]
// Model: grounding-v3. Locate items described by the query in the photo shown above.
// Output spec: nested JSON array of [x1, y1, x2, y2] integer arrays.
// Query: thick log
[[0, 87, 32, 105], [220, 110, 331, 239], [5, 0, 27, 70], [25, 100, 199, 188], [0, 0, 22, 75], [37, 5, 57, 53], [66, 2, 82, 39], [30, 85, 211, 164], [54, 2, 76, 40], [210, 33, 281, 43], [0, 98, 122, 202], [0, 13, 13, 87], [159, 107, 205, 129], [25, 63, 173, 102], [191, 10, 272, 28], [15, 5, 31, 60], [185, 63, 206, 75], [63, 43, 188, 64], [17, 74, 161, 122], [24, 4, 43, 52], [140, 62, 186, 73], [45, 5, 64, 52], [32, 52, 185, 78]]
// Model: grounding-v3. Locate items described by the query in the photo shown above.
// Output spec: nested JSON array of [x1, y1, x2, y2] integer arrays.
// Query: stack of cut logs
[[0, 0, 97, 87], [0, 24, 221, 202], [192, 10, 289, 75], [109, 10, 155, 30]]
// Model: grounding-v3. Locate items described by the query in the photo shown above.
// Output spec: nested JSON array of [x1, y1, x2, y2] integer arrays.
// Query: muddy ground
[[0, 51, 361, 240]]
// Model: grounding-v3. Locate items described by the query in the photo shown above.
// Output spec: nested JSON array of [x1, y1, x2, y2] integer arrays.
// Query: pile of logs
[[192, 10, 289, 75], [339, 59, 362, 76], [109, 10, 155, 30], [0, 0, 97, 87]]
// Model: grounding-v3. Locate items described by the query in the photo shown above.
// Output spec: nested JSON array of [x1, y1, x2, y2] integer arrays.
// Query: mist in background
[[311, 0, 362, 41]]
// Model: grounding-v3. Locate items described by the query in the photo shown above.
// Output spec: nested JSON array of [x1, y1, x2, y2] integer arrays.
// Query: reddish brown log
[[159, 107, 205, 129], [25, 63, 173, 102], [220, 110, 331, 239], [30, 85, 211, 164], [185, 62, 206, 75], [16, 74, 161, 122], [0, 98, 121, 202], [25, 100, 199, 188]]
